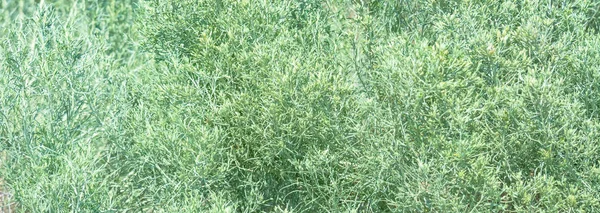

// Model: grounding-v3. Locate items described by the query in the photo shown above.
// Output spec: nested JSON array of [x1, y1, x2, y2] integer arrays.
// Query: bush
[[1, 0, 599, 211], [140, 0, 600, 211]]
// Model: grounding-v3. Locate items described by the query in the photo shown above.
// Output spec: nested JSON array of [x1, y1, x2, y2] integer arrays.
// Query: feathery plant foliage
[[1, 0, 600, 212]]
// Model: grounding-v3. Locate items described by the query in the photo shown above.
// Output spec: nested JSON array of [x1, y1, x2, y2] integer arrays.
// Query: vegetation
[[1, 0, 600, 212]]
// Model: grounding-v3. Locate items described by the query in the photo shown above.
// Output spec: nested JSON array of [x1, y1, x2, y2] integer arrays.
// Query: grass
[[1, 0, 600, 212]]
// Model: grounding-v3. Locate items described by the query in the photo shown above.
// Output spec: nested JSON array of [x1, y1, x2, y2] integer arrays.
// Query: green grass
[[1, 0, 600, 212]]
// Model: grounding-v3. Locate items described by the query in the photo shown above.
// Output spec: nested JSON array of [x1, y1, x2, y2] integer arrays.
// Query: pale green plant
[[0, 0, 599, 212]]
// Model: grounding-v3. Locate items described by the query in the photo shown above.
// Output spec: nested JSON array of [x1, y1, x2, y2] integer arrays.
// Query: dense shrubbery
[[1, 0, 600, 212]]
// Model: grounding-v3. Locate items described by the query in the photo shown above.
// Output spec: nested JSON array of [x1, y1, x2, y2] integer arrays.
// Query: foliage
[[1, 0, 600, 212]]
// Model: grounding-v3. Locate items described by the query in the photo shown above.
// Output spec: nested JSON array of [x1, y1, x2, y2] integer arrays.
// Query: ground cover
[[1, 0, 600, 212]]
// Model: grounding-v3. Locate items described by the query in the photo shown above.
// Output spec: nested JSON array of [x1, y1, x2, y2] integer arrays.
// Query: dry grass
[[0, 191, 16, 213], [0, 152, 16, 213]]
